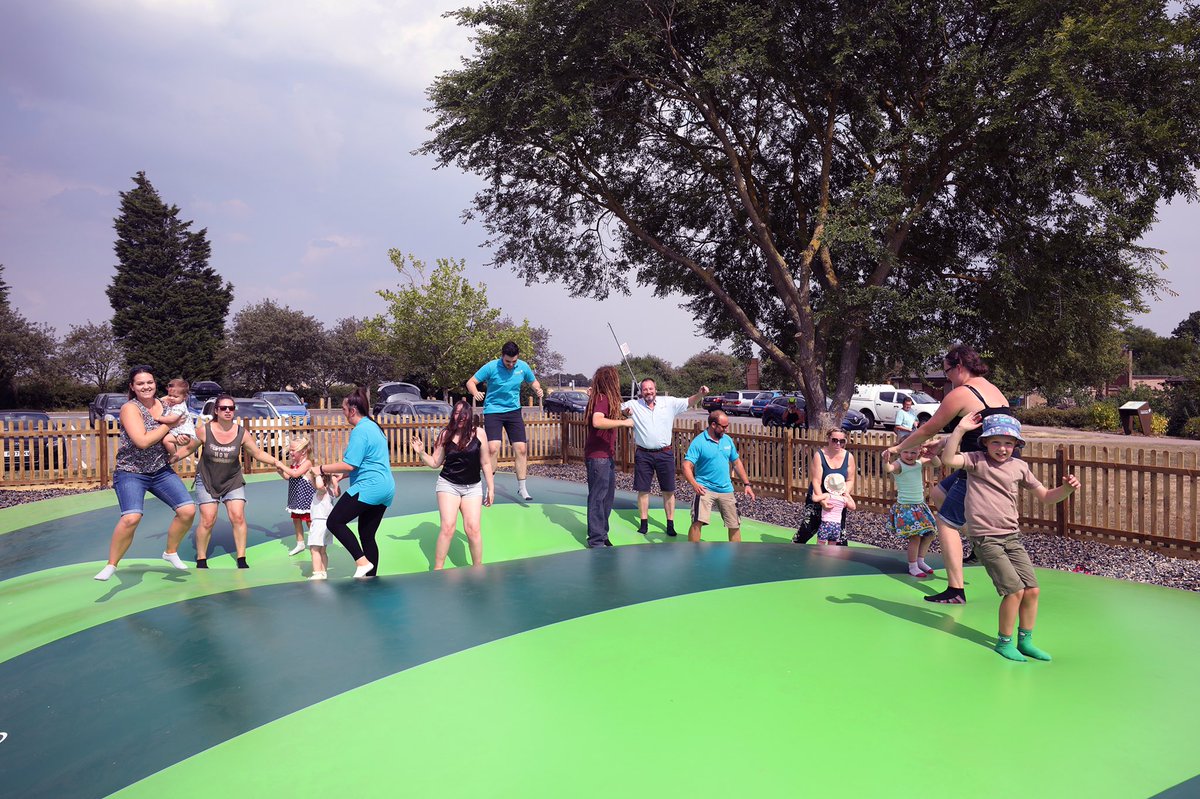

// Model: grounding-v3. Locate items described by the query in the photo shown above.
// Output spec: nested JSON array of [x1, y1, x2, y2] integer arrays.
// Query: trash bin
[[1119, 401, 1153, 436]]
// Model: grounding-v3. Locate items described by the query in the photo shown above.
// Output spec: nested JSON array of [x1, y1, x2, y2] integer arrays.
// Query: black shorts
[[633, 448, 676, 493], [483, 409, 527, 445]]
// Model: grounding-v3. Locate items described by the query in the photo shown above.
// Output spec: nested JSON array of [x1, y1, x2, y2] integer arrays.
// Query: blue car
[[254, 391, 310, 424], [750, 390, 783, 417]]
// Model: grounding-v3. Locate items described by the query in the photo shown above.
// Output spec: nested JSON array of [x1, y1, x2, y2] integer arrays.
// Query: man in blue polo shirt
[[622, 377, 709, 536], [467, 341, 544, 500], [682, 411, 756, 542]]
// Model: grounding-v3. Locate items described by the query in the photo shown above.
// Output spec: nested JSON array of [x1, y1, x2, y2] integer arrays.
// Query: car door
[[877, 391, 899, 425]]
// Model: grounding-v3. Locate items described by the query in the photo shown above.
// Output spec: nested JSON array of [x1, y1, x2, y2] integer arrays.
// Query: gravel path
[[523, 464, 1200, 593], [5, 475, 1198, 592]]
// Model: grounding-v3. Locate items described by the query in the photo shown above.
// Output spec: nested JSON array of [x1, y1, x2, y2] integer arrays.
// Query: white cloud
[[94, 0, 472, 92]]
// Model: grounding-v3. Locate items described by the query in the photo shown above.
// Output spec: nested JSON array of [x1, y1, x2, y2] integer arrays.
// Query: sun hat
[[823, 473, 847, 494], [979, 413, 1024, 445]]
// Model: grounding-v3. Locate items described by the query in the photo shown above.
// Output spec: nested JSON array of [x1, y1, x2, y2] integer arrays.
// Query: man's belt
[[636, 445, 673, 453]]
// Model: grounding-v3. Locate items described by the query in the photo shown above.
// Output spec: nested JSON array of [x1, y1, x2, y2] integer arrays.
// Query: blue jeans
[[937, 470, 967, 528], [113, 467, 195, 516], [585, 457, 616, 548]]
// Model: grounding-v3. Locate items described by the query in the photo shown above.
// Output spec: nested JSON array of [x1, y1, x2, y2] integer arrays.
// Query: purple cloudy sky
[[2, 0, 1196, 377]]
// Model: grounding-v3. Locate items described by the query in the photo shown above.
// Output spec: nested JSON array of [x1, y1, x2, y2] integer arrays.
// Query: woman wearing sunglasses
[[172, 394, 286, 568], [808, 428, 857, 545]]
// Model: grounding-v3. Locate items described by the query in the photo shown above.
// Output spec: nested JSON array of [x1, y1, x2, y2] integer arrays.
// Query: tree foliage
[[362, 251, 537, 398], [107, 172, 233, 382], [58, 321, 123, 391], [423, 0, 1200, 427], [327, 317, 396, 391], [1171, 311, 1200, 347], [224, 300, 325, 392], [0, 265, 59, 406], [675, 351, 744, 394], [1123, 324, 1198, 375]]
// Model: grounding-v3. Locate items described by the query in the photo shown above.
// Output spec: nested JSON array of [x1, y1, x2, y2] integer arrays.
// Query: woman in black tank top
[[412, 399, 495, 569], [883, 345, 1010, 604]]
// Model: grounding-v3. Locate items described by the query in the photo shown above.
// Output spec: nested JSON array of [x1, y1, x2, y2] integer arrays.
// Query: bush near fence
[[3, 414, 1199, 557]]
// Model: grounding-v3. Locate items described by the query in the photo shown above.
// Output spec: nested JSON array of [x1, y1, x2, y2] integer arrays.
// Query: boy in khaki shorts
[[682, 411, 756, 541], [942, 412, 1079, 662]]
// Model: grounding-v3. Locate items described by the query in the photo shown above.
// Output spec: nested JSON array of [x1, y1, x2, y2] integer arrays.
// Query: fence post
[[98, 420, 111, 488], [560, 414, 569, 465], [784, 431, 794, 503], [1055, 444, 1067, 537]]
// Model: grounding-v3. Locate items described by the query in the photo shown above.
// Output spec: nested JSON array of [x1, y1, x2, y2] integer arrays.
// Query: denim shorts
[[435, 476, 484, 498], [936, 470, 967, 529], [113, 467, 195, 516], [193, 473, 247, 505]]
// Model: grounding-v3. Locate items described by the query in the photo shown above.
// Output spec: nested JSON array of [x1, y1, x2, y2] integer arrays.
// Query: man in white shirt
[[621, 378, 708, 536]]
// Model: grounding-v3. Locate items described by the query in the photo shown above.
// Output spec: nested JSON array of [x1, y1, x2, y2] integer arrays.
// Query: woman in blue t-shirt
[[315, 387, 395, 578]]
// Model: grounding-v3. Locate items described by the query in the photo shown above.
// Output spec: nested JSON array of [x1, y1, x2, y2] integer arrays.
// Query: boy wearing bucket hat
[[941, 412, 1080, 662]]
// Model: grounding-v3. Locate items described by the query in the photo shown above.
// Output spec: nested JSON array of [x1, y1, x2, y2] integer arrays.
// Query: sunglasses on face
[[216, 405, 235, 412], [712, 422, 729, 429], [830, 437, 847, 445]]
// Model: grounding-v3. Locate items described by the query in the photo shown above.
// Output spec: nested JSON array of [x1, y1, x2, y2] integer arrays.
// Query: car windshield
[[104, 396, 127, 409], [261, 393, 301, 405], [235, 403, 275, 419], [908, 391, 937, 404], [557, 392, 587, 402], [413, 403, 452, 415], [381, 405, 411, 415], [0, 413, 50, 425]]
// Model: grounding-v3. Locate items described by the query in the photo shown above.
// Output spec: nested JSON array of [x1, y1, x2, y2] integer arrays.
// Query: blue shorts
[[936, 470, 967, 529], [113, 467, 195, 516]]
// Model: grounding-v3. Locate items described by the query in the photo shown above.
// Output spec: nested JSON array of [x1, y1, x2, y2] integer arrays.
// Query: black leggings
[[327, 492, 388, 576]]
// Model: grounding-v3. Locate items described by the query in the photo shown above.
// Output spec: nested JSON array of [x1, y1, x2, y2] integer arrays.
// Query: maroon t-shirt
[[584, 394, 616, 459]]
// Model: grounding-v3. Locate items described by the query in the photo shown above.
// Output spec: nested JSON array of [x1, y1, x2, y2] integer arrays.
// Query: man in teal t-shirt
[[467, 341, 544, 500], [682, 411, 756, 542]]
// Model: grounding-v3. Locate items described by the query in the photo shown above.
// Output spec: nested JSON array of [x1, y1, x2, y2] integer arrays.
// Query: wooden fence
[[560, 417, 1200, 557], [3, 415, 1200, 556]]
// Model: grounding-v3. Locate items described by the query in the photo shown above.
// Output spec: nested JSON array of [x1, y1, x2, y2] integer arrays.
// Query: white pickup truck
[[849, 384, 941, 429]]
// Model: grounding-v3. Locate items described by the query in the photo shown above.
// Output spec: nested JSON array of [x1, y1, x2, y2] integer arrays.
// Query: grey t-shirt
[[962, 451, 1043, 536]]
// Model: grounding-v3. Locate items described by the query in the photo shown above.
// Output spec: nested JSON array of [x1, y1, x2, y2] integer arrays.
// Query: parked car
[[722, 390, 761, 416], [762, 395, 807, 427], [0, 410, 58, 472], [544, 390, 589, 415], [701, 394, 724, 412], [89, 392, 127, 426], [253, 391, 310, 424], [200, 398, 286, 454], [849, 384, 940, 429], [761, 395, 870, 432], [372, 383, 423, 416], [750, 390, 784, 417], [377, 399, 453, 420], [188, 380, 224, 414]]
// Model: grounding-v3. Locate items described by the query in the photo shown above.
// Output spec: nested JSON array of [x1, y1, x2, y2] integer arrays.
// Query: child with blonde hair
[[884, 442, 940, 578], [306, 468, 341, 580], [277, 436, 315, 556], [816, 473, 855, 545], [156, 378, 196, 454]]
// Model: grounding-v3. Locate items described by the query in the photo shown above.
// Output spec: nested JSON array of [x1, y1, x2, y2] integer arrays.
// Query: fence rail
[[3, 416, 1199, 556]]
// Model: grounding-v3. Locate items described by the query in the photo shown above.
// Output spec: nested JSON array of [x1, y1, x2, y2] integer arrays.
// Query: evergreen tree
[[107, 172, 233, 381]]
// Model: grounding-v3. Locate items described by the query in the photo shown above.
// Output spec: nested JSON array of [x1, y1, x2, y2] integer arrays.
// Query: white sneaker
[[162, 552, 188, 571], [308, 571, 327, 580], [94, 564, 116, 581], [289, 542, 306, 556], [353, 562, 374, 578]]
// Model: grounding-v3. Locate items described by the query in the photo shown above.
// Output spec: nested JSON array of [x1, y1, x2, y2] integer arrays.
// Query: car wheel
[[861, 410, 875, 428]]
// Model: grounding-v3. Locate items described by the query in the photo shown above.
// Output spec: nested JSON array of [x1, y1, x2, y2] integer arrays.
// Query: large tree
[[327, 317, 396, 390], [362, 251, 538, 398], [107, 172, 233, 381], [423, 0, 1200, 426], [224, 300, 326, 391], [676, 351, 744, 394], [0, 265, 58, 406], [58, 321, 123, 391]]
